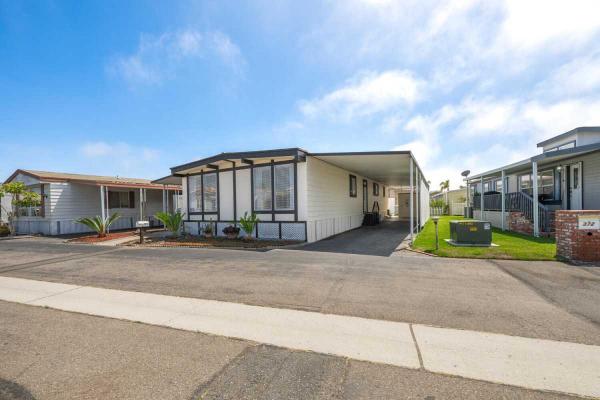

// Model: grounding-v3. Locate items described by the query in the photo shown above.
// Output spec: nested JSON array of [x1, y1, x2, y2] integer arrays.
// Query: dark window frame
[[187, 171, 220, 218], [108, 190, 135, 209], [372, 182, 379, 196], [349, 175, 357, 197]]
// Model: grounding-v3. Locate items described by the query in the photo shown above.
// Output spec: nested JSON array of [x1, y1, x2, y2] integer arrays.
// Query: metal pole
[[139, 188, 143, 220], [409, 157, 414, 242], [532, 161, 539, 237], [480, 176, 484, 220], [162, 188, 167, 213], [501, 170, 506, 231], [100, 186, 106, 221], [416, 169, 420, 232]]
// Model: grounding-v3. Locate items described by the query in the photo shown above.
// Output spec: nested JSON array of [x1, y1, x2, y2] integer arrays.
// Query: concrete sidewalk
[[0, 276, 599, 398]]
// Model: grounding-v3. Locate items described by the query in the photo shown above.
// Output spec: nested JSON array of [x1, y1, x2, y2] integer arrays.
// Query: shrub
[[76, 213, 120, 238], [203, 223, 213, 236], [0, 224, 9, 237], [239, 212, 259, 239], [155, 211, 184, 236], [222, 225, 240, 238]]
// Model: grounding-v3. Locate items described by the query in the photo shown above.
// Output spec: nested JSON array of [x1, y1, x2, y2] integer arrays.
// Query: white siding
[[235, 169, 252, 219], [581, 152, 600, 209], [305, 156, 387, 242], [219, 171, 234, 221], [420, 178, 430, 226]]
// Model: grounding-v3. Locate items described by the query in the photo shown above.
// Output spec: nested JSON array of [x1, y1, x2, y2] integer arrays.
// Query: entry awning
[[310, 152, 427, 187]]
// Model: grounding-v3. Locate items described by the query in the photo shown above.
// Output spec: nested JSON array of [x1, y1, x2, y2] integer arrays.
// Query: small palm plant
[[76, 213, 120, 238], [239, 212, 259, 240], [155, 211, 183, 237]]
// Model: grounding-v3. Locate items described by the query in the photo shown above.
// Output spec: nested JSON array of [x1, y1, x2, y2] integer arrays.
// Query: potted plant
[[203, 223, 214, 238], [239, 212, 259, 240], [222, 225, 240, 239]]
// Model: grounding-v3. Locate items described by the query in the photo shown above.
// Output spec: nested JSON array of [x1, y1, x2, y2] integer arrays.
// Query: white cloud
[[81, 141, 159, 161], [108, 29, 244, 85], [299, 70, 424, 120], [537, 53, 600, 97], [498, 0, 600, 52]]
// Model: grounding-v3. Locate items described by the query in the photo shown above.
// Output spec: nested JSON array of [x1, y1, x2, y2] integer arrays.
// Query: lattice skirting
[[183, 220, 307, 241]]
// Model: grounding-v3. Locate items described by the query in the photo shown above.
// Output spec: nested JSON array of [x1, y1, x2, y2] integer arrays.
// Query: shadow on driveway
[[295, 219, 409, 257]]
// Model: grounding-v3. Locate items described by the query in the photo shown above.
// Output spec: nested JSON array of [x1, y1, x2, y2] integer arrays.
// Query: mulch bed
[[68, 231, 137, 243], [130, 235, 302, 249]]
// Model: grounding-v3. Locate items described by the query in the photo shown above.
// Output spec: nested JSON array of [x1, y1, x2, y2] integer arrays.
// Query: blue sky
[[1, 0, 599, 189]]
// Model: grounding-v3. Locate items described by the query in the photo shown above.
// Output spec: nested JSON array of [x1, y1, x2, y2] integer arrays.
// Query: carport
[[310, 151, 429, 239]]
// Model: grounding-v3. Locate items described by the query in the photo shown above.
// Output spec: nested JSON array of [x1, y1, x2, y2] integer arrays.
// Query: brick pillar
[[555, 210, 600, 262]]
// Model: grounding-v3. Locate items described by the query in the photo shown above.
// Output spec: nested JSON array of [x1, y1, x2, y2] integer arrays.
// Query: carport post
[[416, 169, 420, 232], [139, 188, 144, 220], [162, 188, 167, 213], [532, 161, 539, 237], [480, 176, 484, 220], [409, 157, 414, 241], [100, 185, 106, 221], [501, 170, 506, 231]]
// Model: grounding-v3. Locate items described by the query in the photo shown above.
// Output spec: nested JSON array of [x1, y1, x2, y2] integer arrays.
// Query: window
[[545, 141, 576, 152], [108, 191, 134, 208], [539, 170, 554, 197], [519, 170, 554, 199], [253, 166, 272, 211], [494, 179, 502, 193], [188, 176, 202, 212], [483, 181, 492, 193], [203, 173, 218, 212], [373, 182, 379, 196], [383, 186, 386, 197], [349, 175, 357, 197], [274, 164, 294, 210]]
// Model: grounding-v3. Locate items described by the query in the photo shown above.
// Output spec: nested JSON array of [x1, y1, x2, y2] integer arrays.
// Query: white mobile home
[[3, 170, 181, 235], [169, 148, 429, 242]]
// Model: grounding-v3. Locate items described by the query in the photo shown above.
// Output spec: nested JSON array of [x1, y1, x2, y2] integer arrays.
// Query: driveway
[[298, 219, 409, 256], [1, 238, 599, 346]]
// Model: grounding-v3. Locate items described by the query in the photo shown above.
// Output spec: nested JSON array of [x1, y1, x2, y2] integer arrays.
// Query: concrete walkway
[[0, 276, 598, 398]]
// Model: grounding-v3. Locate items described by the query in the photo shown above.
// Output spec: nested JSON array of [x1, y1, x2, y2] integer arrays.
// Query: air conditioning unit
[[450, 220, 492, 245]]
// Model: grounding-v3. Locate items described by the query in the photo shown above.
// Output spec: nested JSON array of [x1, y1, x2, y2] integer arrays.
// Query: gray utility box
[[450, 220, 492, 245]]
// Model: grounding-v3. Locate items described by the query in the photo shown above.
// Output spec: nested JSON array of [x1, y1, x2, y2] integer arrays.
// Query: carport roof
[[170, 149, 427, 188], [311, 151, 427, 187]]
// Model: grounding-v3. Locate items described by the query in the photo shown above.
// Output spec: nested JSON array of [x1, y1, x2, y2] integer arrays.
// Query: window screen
[[253, 166, 272, 211], [203, 173, 218, 212], [188, 176, 202, 212], [108, 191, 134, 208], [373, 182, 379, 196], [274, 164, 294, 210], [349, 175, 357, 197]]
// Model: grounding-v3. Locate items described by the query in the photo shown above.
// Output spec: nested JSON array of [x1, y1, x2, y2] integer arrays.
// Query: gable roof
[[4, 169, 180, 190]]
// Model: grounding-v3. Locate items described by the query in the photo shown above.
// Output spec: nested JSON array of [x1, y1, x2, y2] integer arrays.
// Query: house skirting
[[183, 220, 307, 241], [473, 210, 508, 229], [15, 216, 163, 236]]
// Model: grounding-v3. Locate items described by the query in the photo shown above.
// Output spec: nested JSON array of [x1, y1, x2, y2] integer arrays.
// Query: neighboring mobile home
[[430, 188, 468, 215], [466, 127, 600, 236], [167, 148, 429, 243], [3, 170, 181, 235]]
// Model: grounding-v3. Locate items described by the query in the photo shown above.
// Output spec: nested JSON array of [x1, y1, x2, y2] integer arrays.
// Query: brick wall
[[508, 212, 533, 235], [555, 210, 600, 262]]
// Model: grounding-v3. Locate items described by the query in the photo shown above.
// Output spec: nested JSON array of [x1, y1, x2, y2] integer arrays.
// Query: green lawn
[[412, 216, 557, 261]]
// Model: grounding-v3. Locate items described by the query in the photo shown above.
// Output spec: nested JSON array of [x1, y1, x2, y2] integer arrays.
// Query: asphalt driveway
[[1, 237, 599, 346], [298, 219, 409, 256]]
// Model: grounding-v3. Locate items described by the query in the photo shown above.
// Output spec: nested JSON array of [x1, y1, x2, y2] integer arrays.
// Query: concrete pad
[[414, 324, 600, 398], [167, 300, 419, 368], [0, 276, 79, 303]]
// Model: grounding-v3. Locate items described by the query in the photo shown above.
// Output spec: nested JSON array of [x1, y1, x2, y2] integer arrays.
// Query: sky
[[1, 0, 599, 190]]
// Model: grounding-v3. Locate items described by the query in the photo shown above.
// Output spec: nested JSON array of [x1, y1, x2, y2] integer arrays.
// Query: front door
[[362, 179, 368, 213], [569, 162, 583, 210]]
